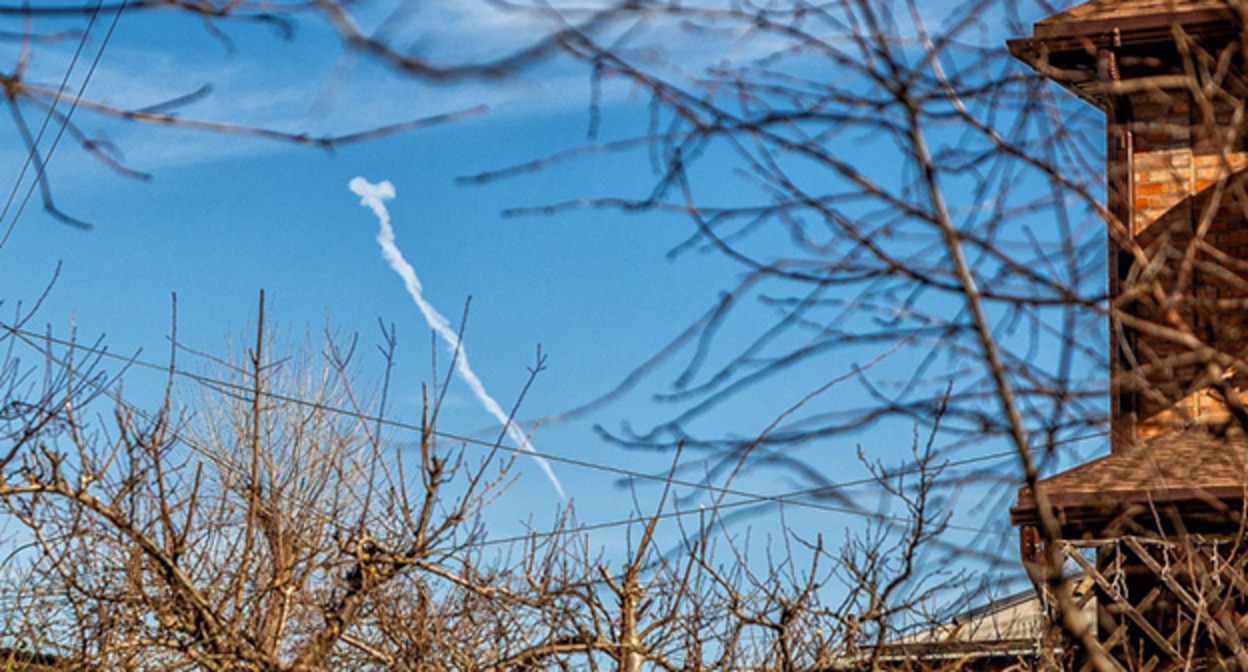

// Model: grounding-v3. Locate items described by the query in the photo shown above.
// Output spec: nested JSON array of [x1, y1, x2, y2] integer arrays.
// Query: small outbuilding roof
[[824, 579, 1094, 670]]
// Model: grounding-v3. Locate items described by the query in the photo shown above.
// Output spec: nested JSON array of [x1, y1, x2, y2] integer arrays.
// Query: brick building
[[1009, 1, 1248, 669]]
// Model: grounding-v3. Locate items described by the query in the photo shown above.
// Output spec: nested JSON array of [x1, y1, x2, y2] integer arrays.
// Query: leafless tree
[[0, 0, 657, 230], [0, 298, 968, 670], [443, 0, 1248, 669], [15, 0, 1248, 669]]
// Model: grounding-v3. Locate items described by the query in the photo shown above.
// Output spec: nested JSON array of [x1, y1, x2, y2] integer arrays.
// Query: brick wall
[[1117, 89, 1248, 440]]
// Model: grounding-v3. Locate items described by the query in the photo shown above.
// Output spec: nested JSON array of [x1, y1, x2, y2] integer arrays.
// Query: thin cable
[[0, 0, 103, 242], [0, 321, 1110, 461], [0, 327, 1111, 582], [0, 321, 1107, 540], [472, 453, 1024, 548], [2, 323, 988, 535], [0, 322, 1107, 488], [0, 0, 126, 247]]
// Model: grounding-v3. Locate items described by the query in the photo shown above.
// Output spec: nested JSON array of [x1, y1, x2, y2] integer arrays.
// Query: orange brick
[[1135, 182, 1172, 196]]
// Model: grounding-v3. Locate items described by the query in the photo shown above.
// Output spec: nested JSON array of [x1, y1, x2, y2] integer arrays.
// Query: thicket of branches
[[10, 0, 1248, 669], [0, 304, 958, 670], [0, 4, 1110, 458]]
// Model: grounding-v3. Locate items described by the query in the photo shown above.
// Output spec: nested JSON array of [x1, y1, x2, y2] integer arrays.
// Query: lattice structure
[[1043, 538, 1248, 671]]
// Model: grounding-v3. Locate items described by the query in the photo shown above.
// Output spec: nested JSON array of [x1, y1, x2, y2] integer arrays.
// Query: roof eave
[[1008, 8, 1241, 110], [1011, 489, 1248, 533], [1032, 7, 1237, 43]]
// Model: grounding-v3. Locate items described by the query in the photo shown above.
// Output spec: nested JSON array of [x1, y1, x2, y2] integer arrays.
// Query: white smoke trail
[[349, 177, 567, 500]]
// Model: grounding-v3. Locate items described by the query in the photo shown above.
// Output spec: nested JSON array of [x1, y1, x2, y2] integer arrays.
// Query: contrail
[[349, 177, 566, 500]]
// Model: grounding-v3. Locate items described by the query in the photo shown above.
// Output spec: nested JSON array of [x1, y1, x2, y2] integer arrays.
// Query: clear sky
[[0, 1, 1100, 603]]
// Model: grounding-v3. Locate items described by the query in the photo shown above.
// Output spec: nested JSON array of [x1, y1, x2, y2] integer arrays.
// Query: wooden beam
[[1123, 536, 1248, 669], [1067, 549, 1183, 661]]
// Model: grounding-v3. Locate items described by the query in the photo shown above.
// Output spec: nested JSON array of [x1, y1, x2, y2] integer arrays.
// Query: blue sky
[[0, 5, 790, 546], [0, 1, 1101, 603]]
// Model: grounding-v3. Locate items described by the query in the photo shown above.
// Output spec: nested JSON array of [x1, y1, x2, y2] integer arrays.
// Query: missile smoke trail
[[349, 177, 566, 500]]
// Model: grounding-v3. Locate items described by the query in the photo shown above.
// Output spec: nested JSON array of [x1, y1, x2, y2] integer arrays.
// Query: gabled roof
[[1012, 429, 1248, 532], [824, 579, 1094, 670]]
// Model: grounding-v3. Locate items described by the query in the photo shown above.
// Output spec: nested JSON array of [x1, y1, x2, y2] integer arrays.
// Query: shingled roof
[[1011, 429, 1248, 534]]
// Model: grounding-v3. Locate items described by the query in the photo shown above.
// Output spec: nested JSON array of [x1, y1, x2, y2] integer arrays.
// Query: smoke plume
[[349, 176, 566, 500]]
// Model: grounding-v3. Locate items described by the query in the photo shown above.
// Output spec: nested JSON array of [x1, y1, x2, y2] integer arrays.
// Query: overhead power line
[[0, 0, 127, 248], [0, 0, 103, 241], [0, 320, 1107, 541]]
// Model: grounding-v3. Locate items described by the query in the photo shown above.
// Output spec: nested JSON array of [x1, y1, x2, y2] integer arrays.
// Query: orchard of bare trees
[[0, 298, 959, 670], [5, 0, 1248, 670]]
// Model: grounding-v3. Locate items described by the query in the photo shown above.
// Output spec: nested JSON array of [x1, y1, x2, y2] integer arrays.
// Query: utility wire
[[471, 450, 1024, 549], [0, 0, 127, 248], [0, 321, 1107, 541], [0, 0, 103, 242], [473, 432, 1109, 547]]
